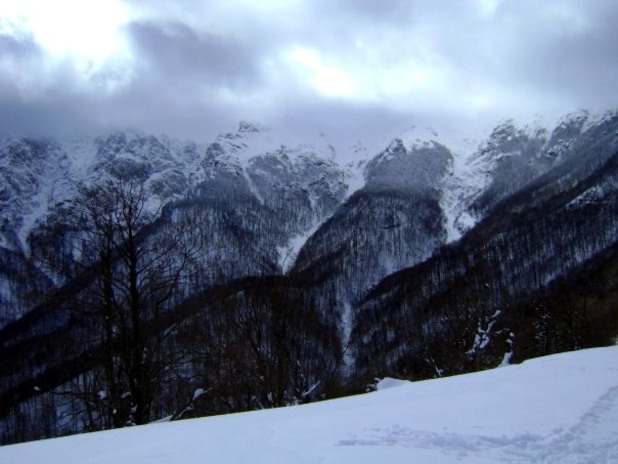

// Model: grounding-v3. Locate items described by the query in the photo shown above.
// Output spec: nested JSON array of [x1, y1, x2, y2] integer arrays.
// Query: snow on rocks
[[375, 377, 410, 390]]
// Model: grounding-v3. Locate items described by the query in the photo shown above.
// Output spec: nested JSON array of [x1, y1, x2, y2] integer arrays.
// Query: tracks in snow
[[337, 386, 618, 463]]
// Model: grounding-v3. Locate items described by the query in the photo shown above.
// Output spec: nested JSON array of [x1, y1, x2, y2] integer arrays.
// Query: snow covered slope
[[1, 346, 616, 463]]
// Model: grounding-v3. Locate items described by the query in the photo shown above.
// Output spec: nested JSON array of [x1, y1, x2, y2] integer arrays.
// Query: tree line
[[0, 178, 342, 444]]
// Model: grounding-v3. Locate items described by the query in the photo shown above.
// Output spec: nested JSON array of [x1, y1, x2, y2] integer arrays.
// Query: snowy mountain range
[[1, 111, 606, 320], [0, 109, 617, 444]]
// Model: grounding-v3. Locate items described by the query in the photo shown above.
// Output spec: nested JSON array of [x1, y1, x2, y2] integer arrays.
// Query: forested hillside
[[0, 112, 617, 444]]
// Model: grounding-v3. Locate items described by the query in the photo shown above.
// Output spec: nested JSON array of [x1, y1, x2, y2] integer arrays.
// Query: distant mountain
[[0, 111, 616, 444]]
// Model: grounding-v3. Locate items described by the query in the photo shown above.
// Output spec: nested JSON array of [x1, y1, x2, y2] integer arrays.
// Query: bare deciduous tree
[[76, 178, 203, 426]]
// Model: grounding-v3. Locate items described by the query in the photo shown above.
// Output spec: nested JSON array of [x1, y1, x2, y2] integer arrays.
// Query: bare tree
[[76, 178, 203, 426]]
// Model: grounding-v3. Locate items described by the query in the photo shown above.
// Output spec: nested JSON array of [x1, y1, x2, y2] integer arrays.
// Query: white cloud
[[2, 0, 131, 70], [476, 0, 503, 16], [285, 47, 361, 99]]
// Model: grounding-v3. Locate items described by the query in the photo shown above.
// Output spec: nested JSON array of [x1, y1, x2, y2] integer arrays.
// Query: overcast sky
[[1, 0, 617, 147]]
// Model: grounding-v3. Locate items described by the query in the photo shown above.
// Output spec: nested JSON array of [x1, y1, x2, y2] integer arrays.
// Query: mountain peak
[[238, 121, 269, 134], [386, 138, 407, 154]]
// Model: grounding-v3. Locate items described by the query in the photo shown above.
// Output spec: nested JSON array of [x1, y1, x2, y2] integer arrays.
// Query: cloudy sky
[[1, 0, 617, 146]]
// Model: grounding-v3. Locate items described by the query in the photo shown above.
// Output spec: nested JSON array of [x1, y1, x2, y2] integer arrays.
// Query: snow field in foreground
[[1, 346, 617, 463]]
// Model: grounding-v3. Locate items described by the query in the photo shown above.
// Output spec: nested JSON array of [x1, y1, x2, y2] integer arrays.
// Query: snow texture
[[277, 222, 323, 273], [1, 346, 617, 463]]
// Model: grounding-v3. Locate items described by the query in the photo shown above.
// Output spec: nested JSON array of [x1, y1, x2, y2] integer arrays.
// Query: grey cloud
[[127, 21, 263, 88], [1, 0, 618, 145], [322, 0, 415, 24], [469, 1, 618, 113], [268, 95, 445, 152], [0, 31, 45, 93], [0, 32, 41, 59], [0, 19, 268, 140], [0, 91, 99, 138], [96, 75, 240, 139], [0, 35, 81, 136]]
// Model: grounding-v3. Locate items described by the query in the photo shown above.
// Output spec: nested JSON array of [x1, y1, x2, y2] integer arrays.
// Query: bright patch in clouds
[[1, 0, 131, 73], [285, 46, 438, 105], [476, 0, 503, 16], [287, 47, 360, 99]]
